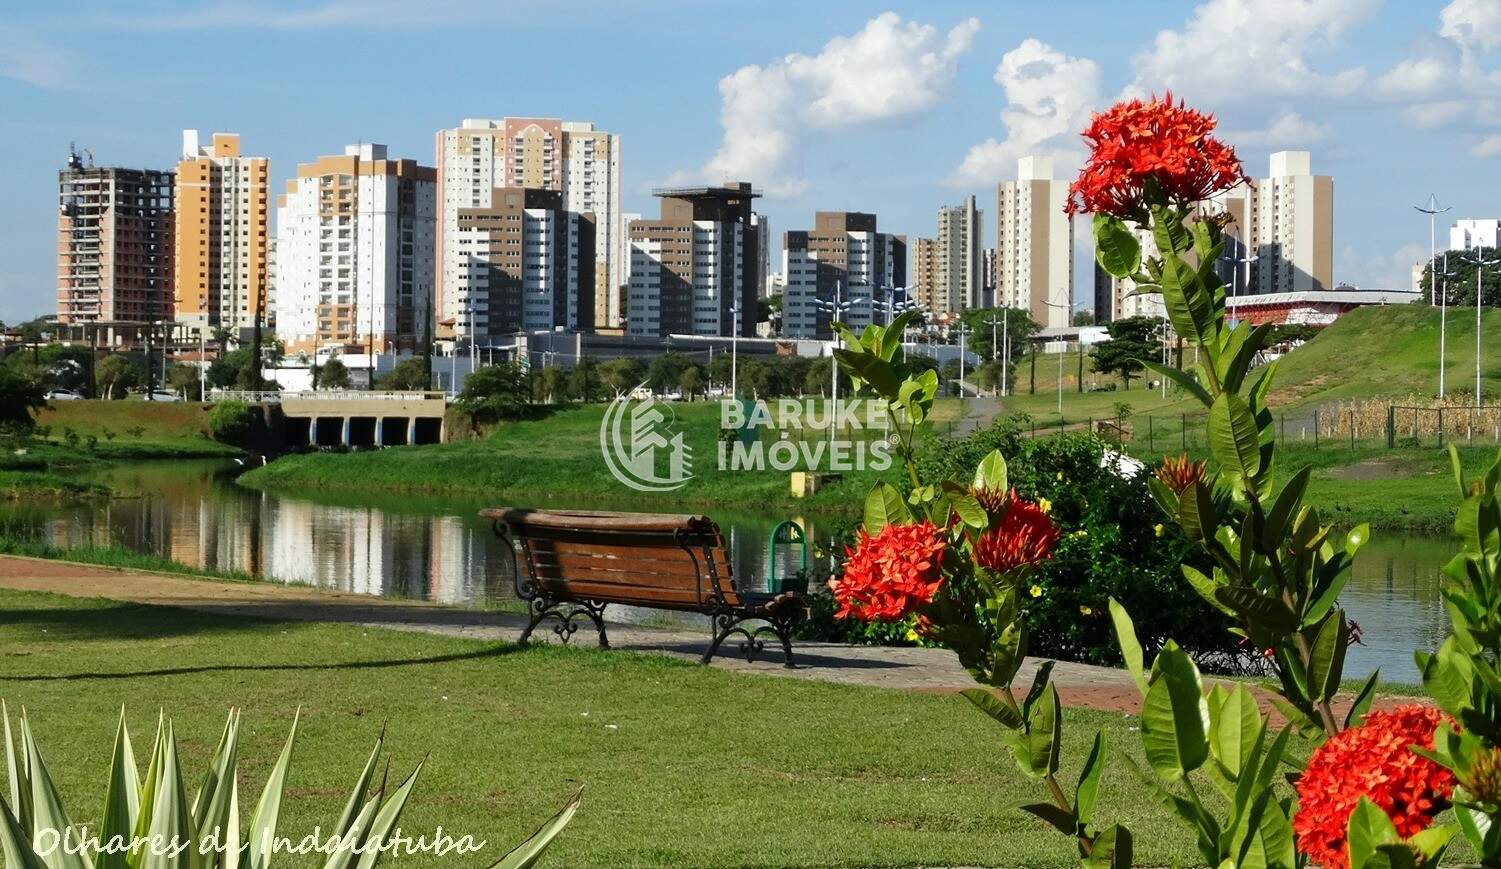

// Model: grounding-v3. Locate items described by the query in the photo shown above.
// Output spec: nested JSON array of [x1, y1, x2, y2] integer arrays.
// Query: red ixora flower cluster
[[830, 520, 946, 621], [973, 490, 1060, 575], [1066, 92, 1248, 218], [1293, 705, 1456, 869]]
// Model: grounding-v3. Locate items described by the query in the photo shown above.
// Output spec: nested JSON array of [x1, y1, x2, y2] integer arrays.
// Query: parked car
[[44, 388, 82, 401], [145, 390, 181, 402]]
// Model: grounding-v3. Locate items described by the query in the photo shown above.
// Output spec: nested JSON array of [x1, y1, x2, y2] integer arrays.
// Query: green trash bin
[[768, 520, 809, 594]]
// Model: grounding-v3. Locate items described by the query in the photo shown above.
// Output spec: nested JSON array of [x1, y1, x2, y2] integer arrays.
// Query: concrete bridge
[[216, 391, 447, 448]]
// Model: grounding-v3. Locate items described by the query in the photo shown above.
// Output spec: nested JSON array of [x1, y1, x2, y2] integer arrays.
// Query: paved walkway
[[0, 555, 1142, 710]]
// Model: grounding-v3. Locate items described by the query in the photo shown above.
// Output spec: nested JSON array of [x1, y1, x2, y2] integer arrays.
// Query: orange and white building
[[173, 130, 269, 339], [273, 143, 436, 355], [435, 118, 621, 339]]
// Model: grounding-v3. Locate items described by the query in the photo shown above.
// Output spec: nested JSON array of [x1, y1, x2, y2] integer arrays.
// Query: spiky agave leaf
[[246, 710, 298, 869], [4, 702, 33, 836], [98, 708, 141, 869], [331, 733, 382, 845], [20, 711, 92, 869], [490, 787, 583, 869], [0, 793, 46, 869], [350, 761, 424, 869], [191, 710, 239, 869], [127, 713, 166, 869], [138, 721, 195, 869], [319, 792, 381, 869]]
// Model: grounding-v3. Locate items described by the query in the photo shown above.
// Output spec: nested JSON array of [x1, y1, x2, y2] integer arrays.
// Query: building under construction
[[56, 146, 175, 325]]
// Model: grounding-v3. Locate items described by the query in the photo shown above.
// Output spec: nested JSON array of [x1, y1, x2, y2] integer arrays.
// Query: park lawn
[[34, 400, 241, 458], [241, 400, 927, 512], [0, 469, 108, 500], [0, 587, 1209, 868]]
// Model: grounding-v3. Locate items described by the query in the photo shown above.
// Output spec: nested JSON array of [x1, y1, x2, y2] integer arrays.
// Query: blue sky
[[2, 0, 1497, 323]]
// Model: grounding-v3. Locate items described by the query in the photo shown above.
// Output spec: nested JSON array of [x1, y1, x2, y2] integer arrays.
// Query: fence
[[1012, 402, 1501, 453]]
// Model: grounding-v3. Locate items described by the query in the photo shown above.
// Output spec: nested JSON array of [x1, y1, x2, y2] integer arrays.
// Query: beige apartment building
[[935, 195, 982, 319], [1212, 150, 1333, 296], [274, 143, 437, 355], [910, 237, 940, 315], [997, 156, 1073, 329], [435, 118, 621, 338], [56, 149, 175, 325], [781, 211, 905, 339], [173, 131, 269, 339]]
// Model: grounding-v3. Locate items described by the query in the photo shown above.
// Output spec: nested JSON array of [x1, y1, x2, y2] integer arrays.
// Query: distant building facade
[[274, 143, 436, 355], [174, 131, 269, 338], [57, 149, 174, 325], [996, 156, 1073, 329], [1451, 219, 1501, 251], [435, 118, 621, 335], [626, 183, 761, 338], [780, 211, 906, 339], [910, 237, 940, 317], [935, 195, 982, 317], [1211, 150, 1334, 296]]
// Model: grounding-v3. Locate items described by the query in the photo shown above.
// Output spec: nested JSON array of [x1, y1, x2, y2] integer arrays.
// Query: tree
[[958, 307, 1040, 362], [535, 366, 567, 403], [316, 358, 351, 390], [207, 400, 255, 445], [646, 352, 693, 394], [1072, 309, 1096, 326], [377, 357, 430, 391], [95, 354, 142, 400], [598, 358, 646, 396], [0, 368, 45, 436], [804, 357, 850, 397], [1090, 315, 1161, 389], [166, 363, 203, 400], [939, 359, 963, 395], [707, 353, 733, 389], [458, 362, 531, 419], [1420, 246, 1501, 305], [207, 348, 252, 389], [678, 365, 705, 400], [568, 357, 606, 402]]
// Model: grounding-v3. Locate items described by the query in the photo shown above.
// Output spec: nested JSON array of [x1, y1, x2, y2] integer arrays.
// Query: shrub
[[207, 399, 256, 445], [913, 417, 1239, 669]]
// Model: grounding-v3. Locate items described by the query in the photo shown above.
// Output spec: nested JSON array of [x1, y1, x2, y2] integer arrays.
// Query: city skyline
[[4, 0, 1499, 323]]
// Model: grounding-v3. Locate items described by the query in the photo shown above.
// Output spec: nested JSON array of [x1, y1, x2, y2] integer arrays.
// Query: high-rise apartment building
[[57, 149, 174, 325], [1451, 219, 1501, 251], [174, 131, 269, 338], [1211, 150, 1333, 296], [997, 156, 1073, 329], [626, 183, 761, 338], [435, 118, 621, 337], [274, 143, 437, 355], [780, 211, 905, 339], [935, 195, 982, 318], [453, 187, 595, 335], [910, 237, 939, 315]]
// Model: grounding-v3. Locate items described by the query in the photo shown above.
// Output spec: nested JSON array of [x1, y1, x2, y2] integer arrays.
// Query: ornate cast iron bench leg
[[519, 598, 610, 648], [701, 612, 797, 668]]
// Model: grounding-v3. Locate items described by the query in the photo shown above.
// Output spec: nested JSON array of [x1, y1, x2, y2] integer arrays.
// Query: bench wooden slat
[[526, 554, 706, 589], [481, 508, 712, 533]]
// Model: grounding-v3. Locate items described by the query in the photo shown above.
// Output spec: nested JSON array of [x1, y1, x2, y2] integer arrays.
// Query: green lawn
[[242, 399, 964, 513], [34, 400, 242, 458], [0, 588, 1210, 868]]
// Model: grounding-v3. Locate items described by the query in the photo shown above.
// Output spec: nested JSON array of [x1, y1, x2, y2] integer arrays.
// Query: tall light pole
[[728, 303, 740, 399], [983, 313, 1003, 397], [1469, 244, 1501, 408], [1416, 194, 1452, 397], [1041, 300, 1070, 413], [812, 281, 867, 408]]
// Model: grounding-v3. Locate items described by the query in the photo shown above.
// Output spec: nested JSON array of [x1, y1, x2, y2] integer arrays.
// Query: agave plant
[[0, 705, 578, 869]]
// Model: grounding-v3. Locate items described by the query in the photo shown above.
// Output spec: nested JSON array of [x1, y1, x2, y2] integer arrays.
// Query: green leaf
[[1083, 824, 1133, 869], [1140, 644, 1209, 780], [248, 710, 299, 869], [1141, 359, 1213, 407], [1209, 393, 1263, 486], [20, 715, 92, 869], [1347, 797, 1401, 869], [973, 449, 1008, 493], [490, 787, 583, 869], [99, 709, 141, 869], [138, 722, 193, 869], [191, 709, 240, 864], [1261, 466, 1310, 551], [0, 797, 46, 869], [1345, 670, 1381, 729], [1208, 686, 1261, 779], [1020, 684, 1062, 779], [1107, 598, 1148, 696], [351, 761, 426, 869], [1451, 444, 1467, 497], [1181, 566, 1235, 616], [1307, 610, 1348, 703], [948, 492, 987, 528], [331, 734, 383, 845], [862, 483, 911, 533], [1214, 586, 1299, 634], [959, 688, 1023, 730], [1020, 802, 1077, 836], [1075, 731, 1106, 826], [1094, 215, 1142, 278]]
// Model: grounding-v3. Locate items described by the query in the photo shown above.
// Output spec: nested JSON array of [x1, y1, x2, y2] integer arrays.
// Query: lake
[[0, 458, 1452, 683]]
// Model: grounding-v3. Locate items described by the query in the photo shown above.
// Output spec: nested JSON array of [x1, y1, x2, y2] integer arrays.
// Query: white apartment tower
[[274, 143, 437, 355], [1451, 219, 1501, 251], [435, 118, 621, 338], [781, 212, 906, 340], [936, 195, 982, 318], [997, 156, 1073, 329], [1212, 150, 1333, 296], [627, 184, 762, 338]]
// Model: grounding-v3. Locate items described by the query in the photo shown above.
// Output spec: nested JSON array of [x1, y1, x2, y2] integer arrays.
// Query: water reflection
[[0, 459, 1454, 682]]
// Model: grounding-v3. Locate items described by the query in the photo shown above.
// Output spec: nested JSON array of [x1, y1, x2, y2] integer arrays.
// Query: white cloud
[[1403, 100, 1470, 128], [948, 38, 1102, 187], [1227, 112, 1332, 147], [696, 13, 979, 198], [1131, 0, 1378, 101], [1472, 133, 1501, 157], [1441, 0, 1501, 50], [1376, 57, 1454, 97]]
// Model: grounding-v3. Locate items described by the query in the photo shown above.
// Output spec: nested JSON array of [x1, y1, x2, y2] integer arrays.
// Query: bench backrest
[[482, 508, 741, 611]]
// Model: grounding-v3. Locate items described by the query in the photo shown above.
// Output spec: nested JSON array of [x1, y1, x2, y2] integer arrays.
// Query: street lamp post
[[728, 303, 740, 399], [1416, 195, 1453, 397], [812, 281, 869, 408], [1041, 300, 1070, 414]]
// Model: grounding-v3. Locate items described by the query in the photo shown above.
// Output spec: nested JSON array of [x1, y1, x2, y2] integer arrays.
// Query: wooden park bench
[[481, 508, 808, 667]]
